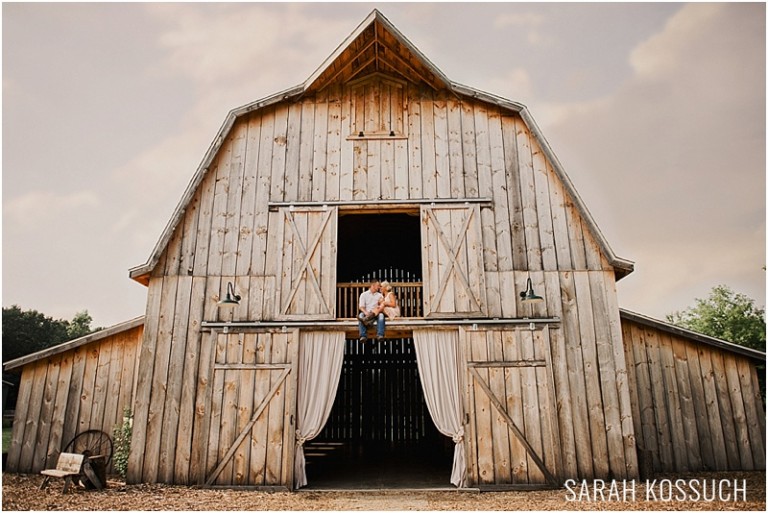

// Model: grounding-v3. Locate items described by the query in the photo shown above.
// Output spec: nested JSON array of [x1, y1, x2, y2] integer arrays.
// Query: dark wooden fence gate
[[318, 337, 436, 443]]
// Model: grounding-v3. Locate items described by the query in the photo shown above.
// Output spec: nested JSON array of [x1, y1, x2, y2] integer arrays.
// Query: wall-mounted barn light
[[519, 278, 544, 303], [218, 282, 241, 307]]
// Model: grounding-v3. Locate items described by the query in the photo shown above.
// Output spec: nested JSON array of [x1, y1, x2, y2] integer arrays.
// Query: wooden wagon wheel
[[64, 429, 113, 465]]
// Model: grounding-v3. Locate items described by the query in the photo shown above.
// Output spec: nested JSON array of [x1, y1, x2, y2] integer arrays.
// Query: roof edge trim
[[449, 82, 526, 112], [129, 85, 305, 280], [518, 108, 635, 277]]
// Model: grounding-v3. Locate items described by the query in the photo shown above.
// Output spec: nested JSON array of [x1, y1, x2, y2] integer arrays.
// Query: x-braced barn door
[[275, 206, 337, 320], [421, 204, 487, 317], [202, 330, 298, 487], [461, 326, 562, 488]]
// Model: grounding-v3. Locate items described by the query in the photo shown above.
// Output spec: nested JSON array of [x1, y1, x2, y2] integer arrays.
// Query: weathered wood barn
[[4, 10, 765, 489]]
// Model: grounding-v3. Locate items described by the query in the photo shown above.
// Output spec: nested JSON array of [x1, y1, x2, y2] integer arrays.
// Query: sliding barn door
[[420, 204, 487, 317], [275, 206, 338, 320], [202, 330, 298, 487], [462, 326, 562, 488]]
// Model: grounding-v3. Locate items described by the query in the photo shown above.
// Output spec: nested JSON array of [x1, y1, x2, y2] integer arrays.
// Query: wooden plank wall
[[201, 330, 297, 487], [6, 325, 142, 474], [461, 326, 562, 486], [130, 80, 638, 484], [621, 318, 766, 473]]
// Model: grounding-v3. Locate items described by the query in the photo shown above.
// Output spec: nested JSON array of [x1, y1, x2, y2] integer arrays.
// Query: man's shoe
[[359, 336, 367, 343], [376, 335, 384, 341]]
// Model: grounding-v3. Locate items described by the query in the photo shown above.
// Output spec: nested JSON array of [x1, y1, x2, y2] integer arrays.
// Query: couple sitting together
[[358, 279, 400, 342]]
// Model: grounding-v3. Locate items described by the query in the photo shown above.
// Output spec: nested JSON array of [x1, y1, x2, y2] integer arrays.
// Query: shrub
[[112, 407, 132, 478]]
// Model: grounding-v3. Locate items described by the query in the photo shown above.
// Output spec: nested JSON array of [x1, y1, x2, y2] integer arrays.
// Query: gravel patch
[[2, 471, 764, 510]]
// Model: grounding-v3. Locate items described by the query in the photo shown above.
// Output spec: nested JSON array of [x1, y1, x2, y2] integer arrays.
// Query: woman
[[378, 281, 401, 319]]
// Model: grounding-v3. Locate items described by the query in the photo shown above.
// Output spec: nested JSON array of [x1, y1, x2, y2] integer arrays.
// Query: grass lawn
[[3, 426, 11, 453]]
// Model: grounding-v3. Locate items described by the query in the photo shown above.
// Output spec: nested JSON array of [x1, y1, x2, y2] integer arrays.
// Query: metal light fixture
[[218, 281, 241, 307], [519, 278, 544, 303]]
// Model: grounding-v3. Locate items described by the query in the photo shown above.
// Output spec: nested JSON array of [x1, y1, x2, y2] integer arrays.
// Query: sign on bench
[[40, 453, 84, 493]]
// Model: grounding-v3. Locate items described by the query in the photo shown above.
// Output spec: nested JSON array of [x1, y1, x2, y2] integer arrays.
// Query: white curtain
[[294, 331, 345, 489], [413, 329, 467, 488]]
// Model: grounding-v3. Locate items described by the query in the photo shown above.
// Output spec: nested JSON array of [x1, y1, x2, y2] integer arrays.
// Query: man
[[358, 280, 385, 342]]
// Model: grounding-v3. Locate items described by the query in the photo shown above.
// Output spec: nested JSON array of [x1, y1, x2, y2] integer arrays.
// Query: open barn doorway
[[303, 337, 454, 489], [335, 211, 423, 319], [336, 212, 421, 280]]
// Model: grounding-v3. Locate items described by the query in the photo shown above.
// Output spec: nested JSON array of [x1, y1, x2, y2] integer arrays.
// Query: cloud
[[630, 3, 722, 78], [103, 5, 362, 266], [149, 3, 351, 88], [4, 190, 101, 228], [485, 67, 535, 105], [112, 6, 355, 197], [540, 3, 765, 313], [493, 11, 555, 47]]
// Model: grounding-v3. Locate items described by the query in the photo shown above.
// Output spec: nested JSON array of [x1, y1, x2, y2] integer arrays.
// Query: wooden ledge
[[202, 317, 560, 335]]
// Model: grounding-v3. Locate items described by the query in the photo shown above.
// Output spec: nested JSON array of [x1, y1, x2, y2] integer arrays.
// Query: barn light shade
[[218, 282, 241, 307], [520, 278, 544, 303]]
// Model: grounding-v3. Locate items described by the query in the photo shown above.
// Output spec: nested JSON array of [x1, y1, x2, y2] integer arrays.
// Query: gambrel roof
[[129, 9, 634, 284]]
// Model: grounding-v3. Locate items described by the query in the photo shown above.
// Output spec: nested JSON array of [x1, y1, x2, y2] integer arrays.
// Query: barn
[[4, 10, 765, 490]]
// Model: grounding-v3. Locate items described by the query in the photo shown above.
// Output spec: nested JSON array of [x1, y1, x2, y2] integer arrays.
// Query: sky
[[2, 2, 765, 329]]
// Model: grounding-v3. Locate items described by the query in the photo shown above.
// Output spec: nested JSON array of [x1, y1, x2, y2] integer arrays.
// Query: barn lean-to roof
[[128, 9, 634, 284], [619, 309, 765, 362], [2, 316, 145, 371]]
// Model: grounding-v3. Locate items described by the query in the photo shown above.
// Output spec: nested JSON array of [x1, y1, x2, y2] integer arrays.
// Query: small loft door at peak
[[421, 204, 487, 318], [275, 206, 338, 320]]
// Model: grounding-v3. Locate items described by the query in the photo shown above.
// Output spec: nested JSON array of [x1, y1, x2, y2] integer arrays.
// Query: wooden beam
[[268, 197, 493, 210], [467, 361, 546, 368], [319, 38, 377, 89]]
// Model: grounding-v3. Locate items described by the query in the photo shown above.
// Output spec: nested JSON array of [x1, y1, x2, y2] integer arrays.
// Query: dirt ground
[[2, 471, 765, 511]]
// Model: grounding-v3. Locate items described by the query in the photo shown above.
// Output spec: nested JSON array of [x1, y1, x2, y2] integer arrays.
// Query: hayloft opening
[[336, 211, 423, 319], [304, 337, 454, 489]]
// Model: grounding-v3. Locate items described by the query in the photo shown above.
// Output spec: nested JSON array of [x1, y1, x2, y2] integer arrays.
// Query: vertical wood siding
[[621, 318, 766, 473], [128, 81, 635, 485], [6, 325, 142, 474], [198, 330, 298, 487], [461, 326, 562, 486]]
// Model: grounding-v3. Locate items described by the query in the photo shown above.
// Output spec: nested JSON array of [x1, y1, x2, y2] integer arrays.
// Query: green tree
[[2, 305, 70, 362], [3, 306, 98, 409], [66, 310, 94, 340], [667, 285, 765, 352]]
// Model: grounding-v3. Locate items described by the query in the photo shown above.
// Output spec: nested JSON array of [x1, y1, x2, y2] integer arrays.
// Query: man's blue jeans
[[358, 312, 385, 338]]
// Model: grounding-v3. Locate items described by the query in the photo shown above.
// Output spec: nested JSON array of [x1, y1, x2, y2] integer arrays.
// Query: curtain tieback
[[452, 434, 464, 443], [296, 436, 308, 447]]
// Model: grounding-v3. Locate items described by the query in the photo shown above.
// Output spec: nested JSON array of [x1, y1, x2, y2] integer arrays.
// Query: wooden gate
[[275, 206, 337, 320], [202, 330, 298, 487], [461, 326, 561, 488], [420, 204, 486, 318], [318, 337, 434, 442]]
